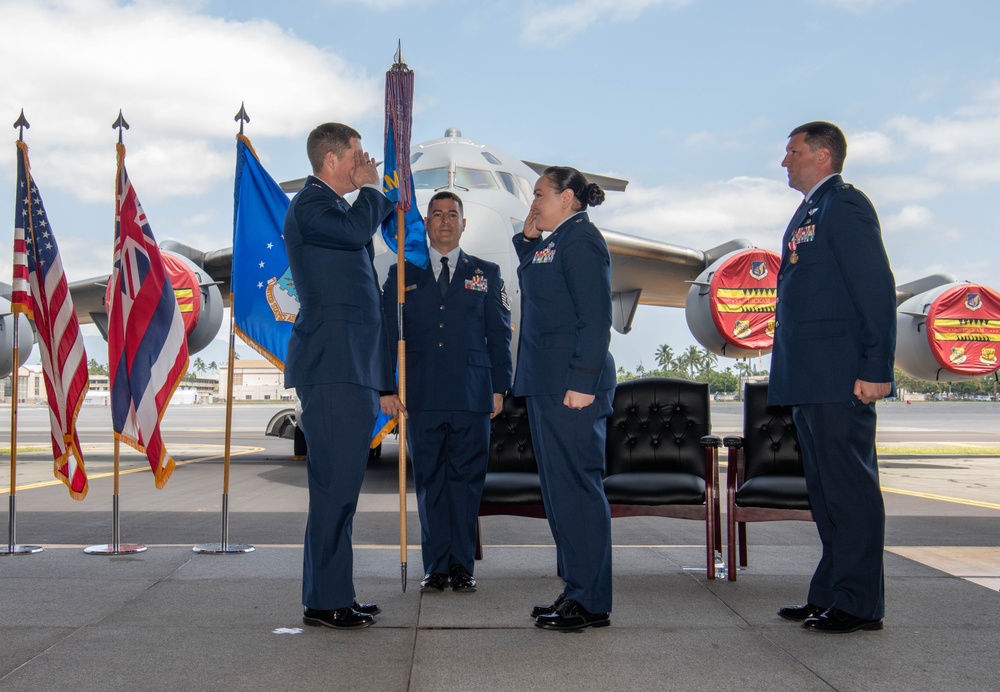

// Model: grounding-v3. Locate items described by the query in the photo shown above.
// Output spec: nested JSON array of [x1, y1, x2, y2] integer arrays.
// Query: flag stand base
[[84, 543, 147, 555], [193, 494, 254, 554], [1, 544, 44, 555], [192, 543, 255, 554], [84, 494, 146, 554], [2, 497, 43, 555]]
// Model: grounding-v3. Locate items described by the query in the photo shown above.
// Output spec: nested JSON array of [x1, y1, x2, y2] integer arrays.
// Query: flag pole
[[2, 111, 42, 556], [86, 111, 146, 556], [386, 42, 415, 592], [194, 104, 255, 555]]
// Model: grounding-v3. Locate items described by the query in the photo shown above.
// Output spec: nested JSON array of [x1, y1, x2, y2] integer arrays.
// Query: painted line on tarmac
[[0, 447, 263, 494], [882, 486, 1000, 511]]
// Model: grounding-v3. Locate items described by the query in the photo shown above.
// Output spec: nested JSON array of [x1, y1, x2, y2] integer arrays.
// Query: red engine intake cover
[[925, 283, 1000, 375], [707, 248, 780, 350]]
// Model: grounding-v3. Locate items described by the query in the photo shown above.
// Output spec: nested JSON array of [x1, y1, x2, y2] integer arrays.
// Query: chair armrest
[[699, 434, 722, 448], [723, 437, 745, 490]]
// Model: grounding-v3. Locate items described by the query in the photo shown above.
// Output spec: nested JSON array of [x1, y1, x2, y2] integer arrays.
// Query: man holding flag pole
[[283, 122, 405, 630]]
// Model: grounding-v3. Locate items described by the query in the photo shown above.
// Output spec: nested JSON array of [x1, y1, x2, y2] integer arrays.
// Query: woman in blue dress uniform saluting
[[513, 166, 617, 632]]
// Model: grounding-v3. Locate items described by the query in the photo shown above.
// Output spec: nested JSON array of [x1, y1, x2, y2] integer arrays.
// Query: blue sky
[[2, 0, 999, 372]]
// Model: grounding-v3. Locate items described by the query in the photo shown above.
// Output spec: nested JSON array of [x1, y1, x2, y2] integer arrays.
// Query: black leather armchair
[[476, 378, 722, 580], [605, 377, 721, 579], [722, 381, 813, 581]]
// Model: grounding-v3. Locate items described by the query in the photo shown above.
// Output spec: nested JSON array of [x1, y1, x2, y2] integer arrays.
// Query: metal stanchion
[[1, 496, 43, 556]]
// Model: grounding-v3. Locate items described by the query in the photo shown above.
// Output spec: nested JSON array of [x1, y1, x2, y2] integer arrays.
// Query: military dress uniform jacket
[[512, 213, 616, 397], [283, 176, 395, 391], [382, 252, 512, 413], [768, 175, 896, 406]]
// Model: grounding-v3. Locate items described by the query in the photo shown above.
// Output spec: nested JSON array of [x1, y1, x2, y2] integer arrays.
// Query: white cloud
[[522, 0, 691, 45], [590, 176, 798, 252], [0, 0, 381, 201], [883, 205, 933, 232], [809, 0, 910, 12], [848, 130, 900, 165], [862, 174, 944, 203]]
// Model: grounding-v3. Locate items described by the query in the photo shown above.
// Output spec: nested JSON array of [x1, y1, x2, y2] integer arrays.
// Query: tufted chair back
[[487, 393, 537, 473], [605, 377, 712, 479], [740, 382, 806, 495]]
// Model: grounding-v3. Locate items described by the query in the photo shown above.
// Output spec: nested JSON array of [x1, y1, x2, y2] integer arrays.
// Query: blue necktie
[[439, 257, 450, 297]]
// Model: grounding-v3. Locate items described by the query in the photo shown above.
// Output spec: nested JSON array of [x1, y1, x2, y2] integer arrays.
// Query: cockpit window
[[413, 167, 500, 191], [481, 151, 502, 165], [497, 171, 534, 206], [456, 168, 498, 190], [410, 152, 423, 164], [413, 167, 448, 190]]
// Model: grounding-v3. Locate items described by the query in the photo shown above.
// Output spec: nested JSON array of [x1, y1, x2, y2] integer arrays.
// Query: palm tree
[[193, 357, 207, 375], [654, 344, 675, 371], [700, 348, 719, 375], [678, 345, 704, 379]]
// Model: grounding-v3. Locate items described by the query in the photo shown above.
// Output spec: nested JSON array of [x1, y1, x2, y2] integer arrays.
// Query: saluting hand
[[523, 207, 541, 239], [349, 149, 381, 189]]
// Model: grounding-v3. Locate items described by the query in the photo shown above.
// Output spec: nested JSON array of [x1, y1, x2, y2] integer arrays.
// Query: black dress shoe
[[352, 600, 381, 616], [802, 607, 883, 634], [534, 599, 610, 632], [777, 603, 825, 622], [420, 573, 449, 592], [530, 592, 565, 619], [303, 607, 374, 629], [449, 564, 477, 593]]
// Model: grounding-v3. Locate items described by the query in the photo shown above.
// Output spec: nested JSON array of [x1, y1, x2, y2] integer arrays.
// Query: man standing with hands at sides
[[770, 121, 896, 634], [284, 122, 406, 630], [381, 191, 512, 594]]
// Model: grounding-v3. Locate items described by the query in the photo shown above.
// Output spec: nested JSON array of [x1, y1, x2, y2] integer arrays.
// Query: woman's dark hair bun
[[585, 183, 605, 207]]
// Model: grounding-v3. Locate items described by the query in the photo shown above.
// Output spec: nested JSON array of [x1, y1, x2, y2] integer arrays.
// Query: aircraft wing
[[600, 229, 754, 331]]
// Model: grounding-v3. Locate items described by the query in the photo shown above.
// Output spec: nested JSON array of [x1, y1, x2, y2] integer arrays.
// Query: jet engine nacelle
[[103, 249, 224, 355], [896, 281, 1000, 382], [0, 297, 34, 378], [685, 248, 780, 359]]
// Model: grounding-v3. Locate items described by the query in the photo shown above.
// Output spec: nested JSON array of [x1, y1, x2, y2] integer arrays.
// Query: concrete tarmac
[[1, 402, 999, 691]]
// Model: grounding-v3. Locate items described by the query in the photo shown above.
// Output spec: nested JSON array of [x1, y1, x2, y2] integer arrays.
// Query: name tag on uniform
[[465, 275, 488, 292], [533, 243, 556, 263]]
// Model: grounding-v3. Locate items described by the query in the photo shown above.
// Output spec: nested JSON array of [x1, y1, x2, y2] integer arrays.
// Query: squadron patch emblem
[[949, 346, 968, 365], [750, 260, 768, 280], [965, 292, 983, 311], [981, 347, 997, 366], [733, 320, 752, 339]]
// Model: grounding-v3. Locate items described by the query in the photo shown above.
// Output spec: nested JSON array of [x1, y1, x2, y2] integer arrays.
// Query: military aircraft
[[3, 128, 997, 387]]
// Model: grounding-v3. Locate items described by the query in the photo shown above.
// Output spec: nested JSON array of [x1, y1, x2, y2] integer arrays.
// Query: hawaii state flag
[[14, 141, 90, 499], [107, 143, 189, 488]]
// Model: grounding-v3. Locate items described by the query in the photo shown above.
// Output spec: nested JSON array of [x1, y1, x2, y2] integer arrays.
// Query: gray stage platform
[[3, 406, 1000, 691]]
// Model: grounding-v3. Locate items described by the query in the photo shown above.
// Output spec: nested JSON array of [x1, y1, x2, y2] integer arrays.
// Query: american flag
[[107, 143, 189, 489], [14, 141, 90, 499]]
